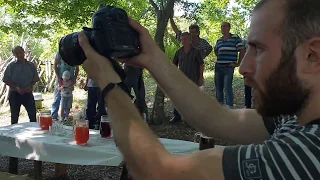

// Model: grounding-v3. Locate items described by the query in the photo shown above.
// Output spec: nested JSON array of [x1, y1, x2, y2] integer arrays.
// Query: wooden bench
[[0, 172, 33, 180], [9, 157, 130, 180], [8, 157, 68, 180]]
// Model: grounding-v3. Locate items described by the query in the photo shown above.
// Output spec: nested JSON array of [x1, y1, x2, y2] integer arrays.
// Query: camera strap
[[100, 82, 133, 105]]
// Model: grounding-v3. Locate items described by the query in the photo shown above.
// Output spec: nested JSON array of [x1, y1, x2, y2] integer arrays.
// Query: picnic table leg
[[34, 160, 42, 180], [8, 157, 18, 174], [55, 163, 68, 177], [120, 164, 129, 180]]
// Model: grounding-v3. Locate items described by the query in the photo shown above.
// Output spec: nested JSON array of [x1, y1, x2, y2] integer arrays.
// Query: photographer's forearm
[[105, 87, 169, 178], [146, 54, 268, 144]]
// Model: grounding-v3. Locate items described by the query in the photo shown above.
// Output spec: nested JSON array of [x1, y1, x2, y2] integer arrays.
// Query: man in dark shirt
[[123, 64, 148, 121], [3, 46, 39, 124], [169, 15, 212, 60], [171, 32, 204, 124], [84, 78, 107, 129]]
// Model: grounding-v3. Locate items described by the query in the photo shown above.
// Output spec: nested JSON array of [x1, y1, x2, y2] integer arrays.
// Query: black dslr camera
[[58, 6, 141, 68]]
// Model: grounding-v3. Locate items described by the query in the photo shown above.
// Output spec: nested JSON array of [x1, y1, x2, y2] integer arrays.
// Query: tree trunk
[[150, 0, 175, 125]]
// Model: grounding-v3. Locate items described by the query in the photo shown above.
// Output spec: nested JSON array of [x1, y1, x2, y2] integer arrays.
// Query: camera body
[[59, 6, 141, 66]]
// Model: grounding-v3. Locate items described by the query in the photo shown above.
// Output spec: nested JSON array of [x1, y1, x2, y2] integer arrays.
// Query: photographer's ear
[[78, 31, 96, 58]]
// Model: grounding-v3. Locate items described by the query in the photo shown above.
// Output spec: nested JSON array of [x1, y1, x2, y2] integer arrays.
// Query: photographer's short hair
[[254, 0, 320, 62], [189, 24, 200, 32]]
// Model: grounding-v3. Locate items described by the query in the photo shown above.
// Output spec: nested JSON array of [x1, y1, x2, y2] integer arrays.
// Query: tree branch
[[166, 0, 176, 10], [149, 0, 159, 13], [164, 0, 176, 17], [161, 0, 165, 10]]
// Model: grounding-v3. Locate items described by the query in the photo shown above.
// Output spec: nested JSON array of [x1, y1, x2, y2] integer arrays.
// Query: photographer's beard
[[248, 54, 311, 118]]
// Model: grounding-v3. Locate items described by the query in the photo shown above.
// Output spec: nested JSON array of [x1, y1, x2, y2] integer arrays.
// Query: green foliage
[[1, 0, 152, 37], [0, 31, 50, 61], [0, 0, 258, 72], [0, 0, 154, 63]]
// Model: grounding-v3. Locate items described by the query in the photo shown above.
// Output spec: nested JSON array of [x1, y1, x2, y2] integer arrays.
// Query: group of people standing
[[52, 52, 105, 129], [51, 51, 148, 129], [2, 18, 250, 127], [168, 15, 251, 123]]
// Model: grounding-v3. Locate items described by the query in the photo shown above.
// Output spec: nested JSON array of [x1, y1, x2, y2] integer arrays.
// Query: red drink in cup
[[39, 114, 53, 130], [100, 115, 112, 138], [74, 120, 89, 145], [75, 126, 89, 145]]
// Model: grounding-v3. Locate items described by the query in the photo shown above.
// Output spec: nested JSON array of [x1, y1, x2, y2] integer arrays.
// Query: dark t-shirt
[[223, 115, 320, 179], [173, 47, 204, 84], [176, 30, 213, 59]]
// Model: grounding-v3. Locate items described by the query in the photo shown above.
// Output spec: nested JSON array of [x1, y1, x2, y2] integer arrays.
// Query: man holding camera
[[78, 0, 320, 179]]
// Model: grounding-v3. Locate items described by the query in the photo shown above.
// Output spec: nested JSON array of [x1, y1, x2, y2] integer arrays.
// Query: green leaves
[[1, 0, 152, 37], [0, 0, 258, 66]]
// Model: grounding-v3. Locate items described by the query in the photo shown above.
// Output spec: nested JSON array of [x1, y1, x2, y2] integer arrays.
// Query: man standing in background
[[123, 64, 148, 121], [84, 78, 107, 129], [3, 46, 39, 124], [169, 13, 212, 90], [170, 14, 212, 59], [214, 22, 245, 108], [170, 32, 204, 124], [242, 37, 252, 108], [51, 52, 79, 120]]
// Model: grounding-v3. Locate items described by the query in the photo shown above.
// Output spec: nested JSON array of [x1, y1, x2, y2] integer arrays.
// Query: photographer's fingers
[[78, 31, 96, 58], [128, 17, 150, 36]]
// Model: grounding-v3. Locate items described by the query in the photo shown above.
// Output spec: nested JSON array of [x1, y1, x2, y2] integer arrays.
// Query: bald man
[[3, 46, 39, 124]]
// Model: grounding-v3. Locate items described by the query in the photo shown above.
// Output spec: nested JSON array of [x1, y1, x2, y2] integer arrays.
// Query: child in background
[[59, 71, 74, 121]]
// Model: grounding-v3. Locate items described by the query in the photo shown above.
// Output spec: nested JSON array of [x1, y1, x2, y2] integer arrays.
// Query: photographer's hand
[[119, 17, 166, 68], [78, 32, 121, 89]]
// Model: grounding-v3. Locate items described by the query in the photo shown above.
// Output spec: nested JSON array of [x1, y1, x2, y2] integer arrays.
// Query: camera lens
[[59, 32, 87, 66]]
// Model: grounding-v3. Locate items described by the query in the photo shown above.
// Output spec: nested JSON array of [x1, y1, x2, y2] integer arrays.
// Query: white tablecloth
[[0, 122, 200, 166]]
